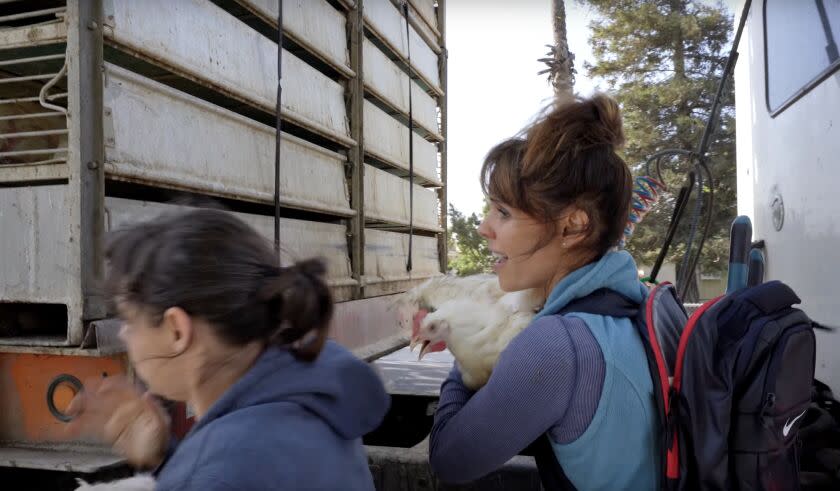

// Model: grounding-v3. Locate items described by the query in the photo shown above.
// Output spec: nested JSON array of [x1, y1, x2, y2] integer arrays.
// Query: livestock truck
[[0, 0, 465, 486]]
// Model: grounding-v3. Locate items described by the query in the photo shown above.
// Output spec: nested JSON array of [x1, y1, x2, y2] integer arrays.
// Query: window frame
[[764, 0, 840, 117]]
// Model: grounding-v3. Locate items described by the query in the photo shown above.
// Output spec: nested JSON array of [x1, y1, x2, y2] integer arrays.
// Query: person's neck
[[542, 267, 570, 300], [188, 342, 263, 419], [542, 251, 595, 300]]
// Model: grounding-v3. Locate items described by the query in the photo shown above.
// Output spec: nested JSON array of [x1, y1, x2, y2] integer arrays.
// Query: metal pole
[[274, 0, 284, 259]]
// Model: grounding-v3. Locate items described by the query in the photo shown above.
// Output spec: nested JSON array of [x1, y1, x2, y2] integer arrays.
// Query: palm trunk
[[551, 0, 575, 97]]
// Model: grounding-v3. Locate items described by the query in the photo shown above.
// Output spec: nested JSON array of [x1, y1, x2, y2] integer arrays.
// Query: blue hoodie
[[155, 341, 390, 491]]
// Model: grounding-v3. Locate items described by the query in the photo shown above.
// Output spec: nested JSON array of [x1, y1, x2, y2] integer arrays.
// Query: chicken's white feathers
[[400, 274, 544, 389], [420, 299, 535, 389], [401, 274, 506, 309], [74, 474, 156, 491]]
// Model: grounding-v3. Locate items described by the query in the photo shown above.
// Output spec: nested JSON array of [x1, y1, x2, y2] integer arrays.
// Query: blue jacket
[[155, 341, 390, 490], [538, 250, 660, 490]]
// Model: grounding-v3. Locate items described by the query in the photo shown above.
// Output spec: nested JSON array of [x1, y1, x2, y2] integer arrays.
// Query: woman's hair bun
[[294, 257, 327, 279], [259, 258, 333, 361], [588, 93, 625, 149]]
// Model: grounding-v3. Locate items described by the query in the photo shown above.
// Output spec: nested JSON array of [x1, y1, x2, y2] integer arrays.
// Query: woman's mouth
[[491, 251, 508, 270]]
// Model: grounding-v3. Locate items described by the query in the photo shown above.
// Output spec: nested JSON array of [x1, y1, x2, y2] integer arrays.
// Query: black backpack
[[529, 280, 817, 490], [798, 379, 840, 490]]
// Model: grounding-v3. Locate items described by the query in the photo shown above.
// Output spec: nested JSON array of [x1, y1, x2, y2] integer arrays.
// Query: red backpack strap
[[666, 295, 724, 482], [642, 283, 689, 485]]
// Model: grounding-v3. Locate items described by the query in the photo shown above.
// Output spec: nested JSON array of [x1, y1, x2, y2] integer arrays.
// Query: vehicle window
[[765, 0, 840, 114]]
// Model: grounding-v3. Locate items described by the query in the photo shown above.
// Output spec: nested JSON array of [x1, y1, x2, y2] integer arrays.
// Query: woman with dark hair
[[68, 208, 389, 490], [428, 94, 660, 490]]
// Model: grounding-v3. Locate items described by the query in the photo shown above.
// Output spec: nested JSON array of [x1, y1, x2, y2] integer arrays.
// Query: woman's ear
[[560, 207, 591, 247], [161, 307, 193, 356]]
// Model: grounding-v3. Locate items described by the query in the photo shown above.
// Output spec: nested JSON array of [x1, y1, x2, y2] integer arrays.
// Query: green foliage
[[447, 203, 494, 276], [581, 0, 737, 281]]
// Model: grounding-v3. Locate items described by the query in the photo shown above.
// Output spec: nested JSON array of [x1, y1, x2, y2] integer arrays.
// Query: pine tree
[[583, 0, 736, 298]]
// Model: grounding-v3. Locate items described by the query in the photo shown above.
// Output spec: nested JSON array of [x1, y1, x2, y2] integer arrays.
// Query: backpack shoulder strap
[[526, 435, 578, 491], [558, 285, 683, 491], [557, 288, 640, 318]]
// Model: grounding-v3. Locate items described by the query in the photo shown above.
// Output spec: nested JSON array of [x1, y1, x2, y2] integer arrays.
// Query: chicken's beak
[[409, 309, 428, 353], [418, 340, 432, 360]]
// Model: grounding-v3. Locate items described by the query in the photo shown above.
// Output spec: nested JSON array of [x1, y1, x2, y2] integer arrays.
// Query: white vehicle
[[735, 0, 840, 393]]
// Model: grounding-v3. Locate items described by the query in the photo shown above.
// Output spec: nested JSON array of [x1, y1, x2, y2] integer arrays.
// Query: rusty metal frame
[[348, 0, 366, 299], [436, 0, 448, 274], [334, 0, 356, 11], [71, 0, 106, 329], [0, 15, 66, 50]]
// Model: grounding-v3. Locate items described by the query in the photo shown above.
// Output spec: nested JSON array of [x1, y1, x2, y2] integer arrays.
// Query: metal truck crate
[[364, 0, 441, 93], [1, 0, 447, 346], [364, 164, 440, 232], [363, 228, 441, 297], [235, 0, 353, 77], [363, 37, 441, 140], [102, 64, 353, 216], [104, 198, 357, 301], [102, 0, 352, 145], [364, 99, 440, 185], [0, 0, 449, 475]]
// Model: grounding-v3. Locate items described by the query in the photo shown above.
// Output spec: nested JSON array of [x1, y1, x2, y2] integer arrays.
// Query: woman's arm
[[429, 316, 604, 483]]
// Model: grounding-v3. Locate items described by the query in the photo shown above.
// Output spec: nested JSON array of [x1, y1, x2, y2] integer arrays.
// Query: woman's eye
[[496, 207, 510, 218]]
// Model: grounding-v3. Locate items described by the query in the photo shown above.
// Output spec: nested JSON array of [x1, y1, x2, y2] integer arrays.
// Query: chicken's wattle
[[418, 339, 446, 359]]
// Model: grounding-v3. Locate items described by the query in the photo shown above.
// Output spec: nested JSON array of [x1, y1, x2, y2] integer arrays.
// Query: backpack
[[529, 279, 818, 491], [798, 379, 840, 490]]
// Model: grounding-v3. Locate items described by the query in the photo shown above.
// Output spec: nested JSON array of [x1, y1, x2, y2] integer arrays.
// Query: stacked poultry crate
[[0, 0, 446, 471]]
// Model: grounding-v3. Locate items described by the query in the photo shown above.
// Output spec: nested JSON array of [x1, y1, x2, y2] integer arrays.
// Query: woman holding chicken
[[428, 94, 660, 490]]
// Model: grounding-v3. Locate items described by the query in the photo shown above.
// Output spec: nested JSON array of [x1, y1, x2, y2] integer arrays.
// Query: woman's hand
[[66, 376, 171, 470]]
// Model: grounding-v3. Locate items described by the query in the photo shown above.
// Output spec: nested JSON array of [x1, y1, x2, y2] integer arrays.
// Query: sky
[[443, 0, 739, 218], [444, 1, 600, 218]]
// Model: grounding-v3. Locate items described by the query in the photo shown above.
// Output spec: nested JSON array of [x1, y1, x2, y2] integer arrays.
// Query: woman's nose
[[478, 216, 493, 239]]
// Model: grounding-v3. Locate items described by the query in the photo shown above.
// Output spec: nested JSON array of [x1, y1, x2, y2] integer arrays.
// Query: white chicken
[[415, 298, 537, 389], [395, 274, 502, 348], [74, 474, 156, 491], [397, 275, 542, 390]]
